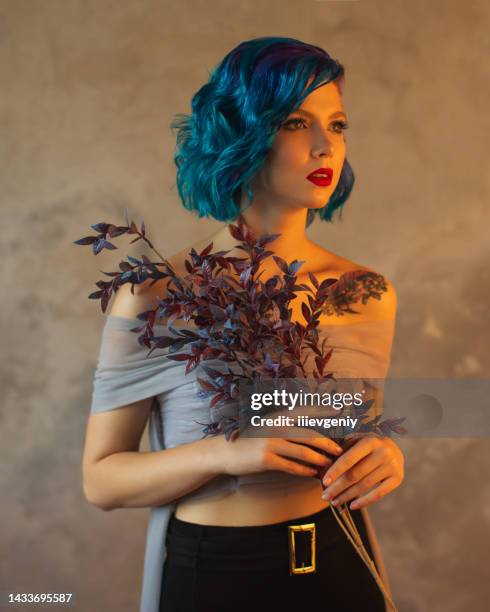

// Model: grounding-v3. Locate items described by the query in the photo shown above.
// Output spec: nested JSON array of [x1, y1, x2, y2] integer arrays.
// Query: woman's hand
[[221, 428, 344, 478], [320, 435, 404, 510]]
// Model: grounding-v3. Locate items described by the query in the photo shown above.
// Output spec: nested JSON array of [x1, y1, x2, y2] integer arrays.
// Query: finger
[[267, 452, 319, 477], [285, 432, 343, 456], [322, 437, 378, 486], [349, 476, 400, 510], [321, 453, 384, 500], [276, 439, 334, 468], [329, 465, 391, 507]]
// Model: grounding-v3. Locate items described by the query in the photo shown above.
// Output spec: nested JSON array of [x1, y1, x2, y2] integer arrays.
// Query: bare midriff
[[174, 477, 330, 526]]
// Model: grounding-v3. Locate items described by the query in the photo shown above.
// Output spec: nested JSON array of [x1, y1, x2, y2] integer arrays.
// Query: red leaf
[[301, 302, 311, 322], [101, 294, 109, 313], [88, 290, 104, 299], [315, 355, 324, 375], [318, 277, 339, 291], [272, 255, 289, 275], [228, 223, 244, 242], [155, 336, 174, 349], [185, 358, 198, 375], [308, 271, 319, 290], [202, 259, 212, 279], [74, 236, 97, 245], [196, 377, 217, 392], [322, 348, 333, 366], [200, 242, 214, 258], [244, 229, 256, 245], [210, 393, 225, 408]]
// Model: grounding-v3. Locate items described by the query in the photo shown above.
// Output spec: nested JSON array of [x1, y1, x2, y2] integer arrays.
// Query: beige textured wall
[[1, 1, 489, 610]]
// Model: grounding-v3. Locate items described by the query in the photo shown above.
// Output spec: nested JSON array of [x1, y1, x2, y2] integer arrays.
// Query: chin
[[302, 188, 336, 210], [308, 197, 332, 210]]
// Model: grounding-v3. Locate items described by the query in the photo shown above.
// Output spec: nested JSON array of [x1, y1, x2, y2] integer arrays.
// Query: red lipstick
[[306, 167, 333, 187]]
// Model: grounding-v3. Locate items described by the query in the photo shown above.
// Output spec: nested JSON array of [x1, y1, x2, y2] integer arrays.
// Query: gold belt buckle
[[287, 522, 316, 575]]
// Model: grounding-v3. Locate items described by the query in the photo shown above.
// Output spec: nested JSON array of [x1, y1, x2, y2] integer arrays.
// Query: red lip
[[306, 167, 333, 187]]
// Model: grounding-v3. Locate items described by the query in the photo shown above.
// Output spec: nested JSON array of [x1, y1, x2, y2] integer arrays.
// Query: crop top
[[89, 314, 396, 612]]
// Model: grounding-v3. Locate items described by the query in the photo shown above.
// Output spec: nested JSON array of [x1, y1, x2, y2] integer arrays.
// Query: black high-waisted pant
[[159, 507, 387, 612]]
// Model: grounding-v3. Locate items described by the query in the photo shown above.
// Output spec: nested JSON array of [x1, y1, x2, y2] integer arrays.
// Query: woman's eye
[[282, 118, 307, 130], [282, 118, 350, 133], [332, 120, 349, 134]]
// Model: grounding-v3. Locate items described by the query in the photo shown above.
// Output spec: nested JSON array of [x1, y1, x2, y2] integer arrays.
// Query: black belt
[[165, 507, 345, 575]]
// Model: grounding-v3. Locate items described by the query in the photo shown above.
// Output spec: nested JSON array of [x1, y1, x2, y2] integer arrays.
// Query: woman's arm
[[83, 276, 229, 511], [83, 406, 227, 511], [82, 400, 340, 512]]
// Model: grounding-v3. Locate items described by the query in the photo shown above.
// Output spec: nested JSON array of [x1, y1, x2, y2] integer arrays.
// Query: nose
[[311, 127, 335, 159]]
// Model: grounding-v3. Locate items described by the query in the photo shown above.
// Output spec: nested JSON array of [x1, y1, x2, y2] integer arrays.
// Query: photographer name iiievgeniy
[[249, 413, 359, 430]]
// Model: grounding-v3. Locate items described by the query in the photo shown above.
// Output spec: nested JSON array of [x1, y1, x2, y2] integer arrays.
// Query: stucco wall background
[[1, 1, 489, 610]]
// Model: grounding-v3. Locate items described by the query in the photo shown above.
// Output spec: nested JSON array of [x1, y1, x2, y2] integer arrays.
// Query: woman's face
[[248, 79, 348, 213]]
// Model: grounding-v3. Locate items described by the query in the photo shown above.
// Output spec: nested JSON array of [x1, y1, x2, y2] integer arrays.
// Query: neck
[[241, 204, 310, 261], [213, 201, 313, 265]]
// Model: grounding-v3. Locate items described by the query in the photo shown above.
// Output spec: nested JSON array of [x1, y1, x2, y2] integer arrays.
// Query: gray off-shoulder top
[[89, 314, 396, 612]]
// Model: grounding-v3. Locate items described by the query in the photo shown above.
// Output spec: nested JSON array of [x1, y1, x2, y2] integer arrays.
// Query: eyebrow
[[293, 109, 348, 120]]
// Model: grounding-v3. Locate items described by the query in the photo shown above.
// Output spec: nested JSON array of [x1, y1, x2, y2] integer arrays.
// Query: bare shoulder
[[107, 261, 178, 320], [310, 247, 397, 322], [107, 278, 162, 319], [343, 261, 396, 320], [358, 268, 397, 320], [107, 236, 212, 320]]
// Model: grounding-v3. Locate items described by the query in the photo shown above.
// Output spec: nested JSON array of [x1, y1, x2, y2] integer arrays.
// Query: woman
[[83, 37, 404, 612]]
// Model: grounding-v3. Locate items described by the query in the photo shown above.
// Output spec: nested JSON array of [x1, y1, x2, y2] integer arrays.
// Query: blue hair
[[170, 36, 355, 228]]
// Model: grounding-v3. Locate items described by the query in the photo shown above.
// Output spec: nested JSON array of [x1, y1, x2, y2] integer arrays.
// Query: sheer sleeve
[[316, 318, 396, 379], [90, 314, 177, 414], [314, 317, 396, 429]]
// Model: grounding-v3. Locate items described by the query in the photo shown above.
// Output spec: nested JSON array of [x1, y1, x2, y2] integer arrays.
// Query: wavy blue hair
[[170, 36, 354, 228]]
